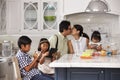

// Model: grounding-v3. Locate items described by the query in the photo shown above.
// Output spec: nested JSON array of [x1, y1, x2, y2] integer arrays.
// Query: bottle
[[106, 46, 112, 56], [2, 40, 12, 57]]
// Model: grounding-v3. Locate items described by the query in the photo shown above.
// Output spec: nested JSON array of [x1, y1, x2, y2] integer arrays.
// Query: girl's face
[[40, 43, 49, 52], [92, 38, 100, 43], [71, 27, 80, 35]]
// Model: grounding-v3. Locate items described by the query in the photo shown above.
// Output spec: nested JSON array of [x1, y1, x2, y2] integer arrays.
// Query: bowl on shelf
[[44, 16, 56, 21]]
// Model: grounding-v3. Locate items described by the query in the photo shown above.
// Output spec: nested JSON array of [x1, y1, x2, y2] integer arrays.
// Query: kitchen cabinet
[[55, 68, 120, 80], [0, 0, 21, 35], [0, 0, 7, 34], [105, 69, 120, 80], [63, 0, 91, 15], [67, 68, 104, 80], [21, 0, 62, 35], [0, 0, 63, 35], [7, 0, 20, 34]]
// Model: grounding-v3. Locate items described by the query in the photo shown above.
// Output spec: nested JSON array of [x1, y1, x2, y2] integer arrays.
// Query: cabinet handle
[[101, 70, 104, 74]]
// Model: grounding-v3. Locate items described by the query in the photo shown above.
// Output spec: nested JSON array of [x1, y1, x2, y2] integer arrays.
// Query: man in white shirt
[[49, 20, 71, 56]]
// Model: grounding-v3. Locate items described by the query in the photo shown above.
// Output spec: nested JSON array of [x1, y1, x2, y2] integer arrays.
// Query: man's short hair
[[59, 20, 71, 32], [18, 36, 32, 48]]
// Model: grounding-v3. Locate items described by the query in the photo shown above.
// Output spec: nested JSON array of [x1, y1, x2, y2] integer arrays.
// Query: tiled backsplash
[[66, 12, 120, 44]]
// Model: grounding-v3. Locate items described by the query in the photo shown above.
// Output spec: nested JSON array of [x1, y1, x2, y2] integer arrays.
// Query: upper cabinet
[[63, 0, 91, 15], [1, 0, 120, 35], [0, 0, 6, 34], [21, 0, 62, 34], [22, 0, 39, 32]]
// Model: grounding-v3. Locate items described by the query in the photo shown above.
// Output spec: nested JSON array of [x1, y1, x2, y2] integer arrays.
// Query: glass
[[2, 40, 12, 57], [24, 2, 38, 30], [43, 2, 57, 30]]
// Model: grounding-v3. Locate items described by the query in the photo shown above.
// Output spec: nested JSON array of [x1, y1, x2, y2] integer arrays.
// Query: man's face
[[65, 26, 72, 35]]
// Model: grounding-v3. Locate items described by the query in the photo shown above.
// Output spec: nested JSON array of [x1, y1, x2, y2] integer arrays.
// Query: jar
[[2, 40, 12, 57]]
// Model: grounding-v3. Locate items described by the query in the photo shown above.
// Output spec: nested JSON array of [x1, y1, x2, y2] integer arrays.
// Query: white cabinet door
[[21, 0, 40, 34], [41, 0, 59, 32], [21, 0, 61, 35], [106, 0, 120, 15], [63, 0, 91, 15], [6, 0, 21, 34], [0, 0, 6, 34]]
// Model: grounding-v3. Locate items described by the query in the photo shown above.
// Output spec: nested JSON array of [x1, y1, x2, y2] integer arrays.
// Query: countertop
[[49, 54, 120, 68]]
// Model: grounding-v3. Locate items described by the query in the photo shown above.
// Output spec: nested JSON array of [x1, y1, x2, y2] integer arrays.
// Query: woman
[[68, 24, 89, 55]]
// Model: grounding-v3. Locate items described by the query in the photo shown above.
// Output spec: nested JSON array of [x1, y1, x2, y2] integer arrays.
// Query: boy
[[16, 36, 54, 80]]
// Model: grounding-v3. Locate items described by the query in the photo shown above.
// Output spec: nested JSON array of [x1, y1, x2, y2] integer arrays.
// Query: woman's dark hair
[[18, 36, 32, 48], [91, 31, 101, 41], [38, 38, 50, 51], [74, 24, 83, 36], [83, 33, 89, 40], [59, 20, 71, 32]]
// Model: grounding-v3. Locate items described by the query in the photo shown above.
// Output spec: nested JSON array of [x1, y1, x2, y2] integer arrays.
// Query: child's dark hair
[[38, 38, 50, 51], [74, 24, 83, 36], [18, 36, 32, 48], [91, 31, 101, 41], [83, 33, 89, 40]]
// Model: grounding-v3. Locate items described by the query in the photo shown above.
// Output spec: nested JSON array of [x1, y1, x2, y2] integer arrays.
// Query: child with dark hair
[[16, 36, 54, 80], [36, 38, 54, 75], [89, 31, 102, 51], [38, 38, 50, 52]]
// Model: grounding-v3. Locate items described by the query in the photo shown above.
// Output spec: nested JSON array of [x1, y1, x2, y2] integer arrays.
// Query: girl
[[68, 24, 89, 54], [89, 31, 102, 51], [34, 38, 54, 76]]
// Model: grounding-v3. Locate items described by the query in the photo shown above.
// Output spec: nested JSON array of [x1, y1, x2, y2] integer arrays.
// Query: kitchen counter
[[50, 54, 120, 68], [49, 54, 120, 80]]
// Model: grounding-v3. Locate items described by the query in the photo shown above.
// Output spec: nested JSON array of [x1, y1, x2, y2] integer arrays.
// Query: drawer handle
[[101, 71, 104, 74]]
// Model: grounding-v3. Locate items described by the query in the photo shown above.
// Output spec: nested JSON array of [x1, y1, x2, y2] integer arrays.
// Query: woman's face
[[40, 43, 49, 52], [71, 27, 79, 35]]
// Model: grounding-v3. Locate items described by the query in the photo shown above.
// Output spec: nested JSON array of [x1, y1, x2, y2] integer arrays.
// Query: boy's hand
[[33, 52, 38, 59]]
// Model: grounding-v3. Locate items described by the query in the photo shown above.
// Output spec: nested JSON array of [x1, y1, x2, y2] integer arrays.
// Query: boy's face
[[21, 44, 31, 52], [40, 43, 48, 52]]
